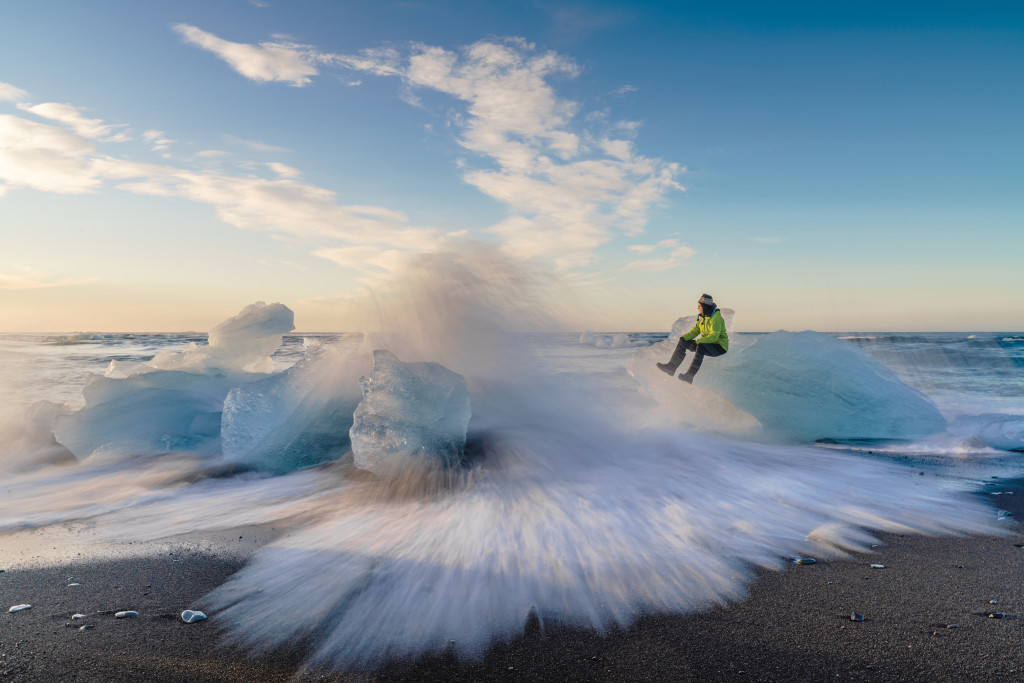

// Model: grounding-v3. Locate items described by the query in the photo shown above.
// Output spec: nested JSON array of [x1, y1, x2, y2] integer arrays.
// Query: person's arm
[[695, 313, 725, 345], [681, 321, 701, 341]]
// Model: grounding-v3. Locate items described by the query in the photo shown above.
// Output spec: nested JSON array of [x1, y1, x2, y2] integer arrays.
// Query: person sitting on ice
[[656, 293, 730, 384]]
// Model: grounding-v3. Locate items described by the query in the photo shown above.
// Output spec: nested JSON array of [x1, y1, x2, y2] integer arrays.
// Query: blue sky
[[1, 1, 1021, 332]]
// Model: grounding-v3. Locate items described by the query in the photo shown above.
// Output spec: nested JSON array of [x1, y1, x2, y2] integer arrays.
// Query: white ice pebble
[[115, 610, 138, 618], [181, 609, 207, 623], [221, 346, 366, 473], [8, 604, 31, 613], [350, 350, 471, 474]]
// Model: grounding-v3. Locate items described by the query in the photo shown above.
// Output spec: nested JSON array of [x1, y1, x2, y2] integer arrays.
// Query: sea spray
[[0, 245, 1009, 672]]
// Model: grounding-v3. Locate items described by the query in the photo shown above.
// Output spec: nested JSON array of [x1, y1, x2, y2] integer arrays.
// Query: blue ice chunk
[[350, 350, 471, 474]]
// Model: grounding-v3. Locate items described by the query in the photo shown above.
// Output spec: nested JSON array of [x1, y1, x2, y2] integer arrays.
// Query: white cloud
[[331, 37, 683, 269], [266, 161, 302, 178], [142, 129, 174, 151], [224, 134, 290, 153], [173, 23, 319, 87], [0, 269, 95, 290], [0, 82, 29, 102], [623, 243, 696, 272], [16, 102, 127, 141], [610, 84, 637, 97], [0, 111, 444, 268], [0, 114, 107, 193]]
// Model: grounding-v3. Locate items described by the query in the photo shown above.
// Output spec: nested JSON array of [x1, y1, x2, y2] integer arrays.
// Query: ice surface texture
[[634, 312, 946, 441], [53, 302, 294, 461], [221, 345, 364, 473], [350, 350, 471, 474]]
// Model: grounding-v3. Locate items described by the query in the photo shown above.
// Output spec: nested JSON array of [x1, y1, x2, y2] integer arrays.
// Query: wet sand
[[1, 481, 1021, 682]]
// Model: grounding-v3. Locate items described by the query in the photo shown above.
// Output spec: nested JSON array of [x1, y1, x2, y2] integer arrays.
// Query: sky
[[1, 1, 1021, 333]]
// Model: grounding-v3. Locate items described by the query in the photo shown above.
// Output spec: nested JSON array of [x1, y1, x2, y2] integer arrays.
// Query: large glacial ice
[[53, 302, 295, 460], [632, 312, 947, 442], [221, 344, 365, 473], [350, 350, 471, 475]]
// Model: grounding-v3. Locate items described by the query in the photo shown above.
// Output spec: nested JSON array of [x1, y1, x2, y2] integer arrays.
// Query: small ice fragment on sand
[[851, 612, 865, 622], [8, 604, 31, 613], [181, 610, 207, 623], [790, 557, 816, 565], [79, 624, 94, 631], [946, 624, 958, 629], [870, 564, 885, 568], [988, 612, 1006, 619], [115, 610, 138, 618], [67, 583, 81, 586], [989, 600, 998, 604], [997, 510, 1012, 520], [72, 613, 86, 619]]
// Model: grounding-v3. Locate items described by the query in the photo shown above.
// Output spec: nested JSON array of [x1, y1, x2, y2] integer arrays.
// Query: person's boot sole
[[678, 374, 694, 384]]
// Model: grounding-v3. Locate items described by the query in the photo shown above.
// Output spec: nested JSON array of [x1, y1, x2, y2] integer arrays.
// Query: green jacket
[[682, 309, 729, 351]]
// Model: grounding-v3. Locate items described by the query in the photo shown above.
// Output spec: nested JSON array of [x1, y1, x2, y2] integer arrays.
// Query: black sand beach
[[2, 482, 1021, 682]]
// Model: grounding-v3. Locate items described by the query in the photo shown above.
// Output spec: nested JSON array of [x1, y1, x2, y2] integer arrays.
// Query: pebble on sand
[[8, 604, 32, 613], [114, 610, 139, 618], [181, 610, 207, 623]]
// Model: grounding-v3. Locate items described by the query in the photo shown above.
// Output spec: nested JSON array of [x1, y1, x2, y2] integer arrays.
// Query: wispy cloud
[[173, 26, 684, 271], [0, 269, 96, 290], [610, 84, 637, 97], [142, 129, 174, 151], [330, 37, 683, 269], [623, 239, 696, 272], [16, 102, 128, 141], [224, 134, 291, 153], [0, 110, 444, 264], [266, 161, 302, 179], [0, 82, 29, 102], [173, 23, 319, 87], [751, 236, 781, 244]]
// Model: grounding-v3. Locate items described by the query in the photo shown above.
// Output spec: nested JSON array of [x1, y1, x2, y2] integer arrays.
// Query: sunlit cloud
[[0, 111, 443, 264], [0, 82, 29, 102], [331, 37, 683, 269], [266, 161, 302, 179], [173, 23, 320, 87], [0, 269, 96, 290], [623, 241, 696, 272], [224, 133, 291, 153], [142, 129, 174, 151], [16, 102, 128, 141]]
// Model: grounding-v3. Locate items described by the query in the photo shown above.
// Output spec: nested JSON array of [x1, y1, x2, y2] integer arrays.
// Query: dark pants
[[665, 337, 727, 377]]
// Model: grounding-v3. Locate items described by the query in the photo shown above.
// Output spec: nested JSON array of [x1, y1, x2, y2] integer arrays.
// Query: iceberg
[[350, 350, 471, 475], [633, 312, 946, 442], [53, 302, 295, 460], [221, 345, 365, 473], [948, 414, 1024, 452], [106, 302, 293, 378]]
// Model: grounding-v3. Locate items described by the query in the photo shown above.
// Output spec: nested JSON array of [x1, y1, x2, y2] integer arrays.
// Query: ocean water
[[0, 258, 1022, 669]]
